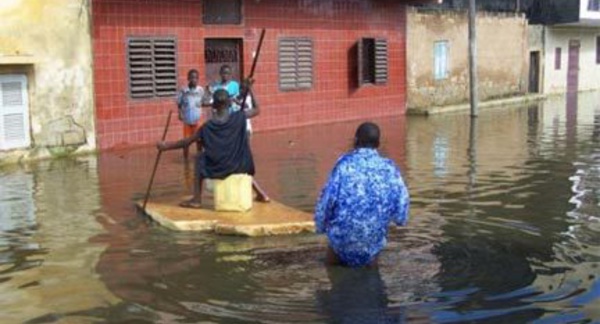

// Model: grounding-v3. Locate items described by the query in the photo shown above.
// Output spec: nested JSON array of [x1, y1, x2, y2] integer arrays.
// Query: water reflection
[[1, 93, 600, 322], [317, 266, 402, 323]]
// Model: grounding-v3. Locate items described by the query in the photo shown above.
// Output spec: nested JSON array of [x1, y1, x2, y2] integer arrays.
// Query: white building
[[529, 0, 600, 94]]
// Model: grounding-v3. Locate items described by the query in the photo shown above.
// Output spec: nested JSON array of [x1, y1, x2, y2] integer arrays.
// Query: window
[[0, 74, 30, 150], [127, 38, 177, 99], [358, 38, 388, 85], [278, 38, 313, 91], [203, 0, 242, 24], [589, 0, 600, 11], [555, 47, 562, 70], [434, 41, 449, 80]]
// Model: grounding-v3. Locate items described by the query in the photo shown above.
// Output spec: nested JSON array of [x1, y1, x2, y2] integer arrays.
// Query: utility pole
[[468, 0, 478, 117]]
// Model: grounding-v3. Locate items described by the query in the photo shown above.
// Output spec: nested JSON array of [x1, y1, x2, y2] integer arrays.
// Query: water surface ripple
[[1, 93, 599, 322]]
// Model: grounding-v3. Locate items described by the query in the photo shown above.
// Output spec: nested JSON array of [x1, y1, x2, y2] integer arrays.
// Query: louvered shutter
[[0, 75, 30, 150], [153, 39, 177, 97], [374, 39, 388, 84], [128, 38, 177, 99], [279, 38, 313, 91], [128, 39, 154, 98]]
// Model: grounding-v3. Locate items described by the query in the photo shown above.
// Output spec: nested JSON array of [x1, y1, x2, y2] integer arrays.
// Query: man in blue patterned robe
[[314, 122, 410, 267]]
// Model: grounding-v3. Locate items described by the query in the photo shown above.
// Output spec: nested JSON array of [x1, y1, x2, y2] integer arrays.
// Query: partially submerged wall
[[0, 0, 95, 165], [407, 8, 528, 110]]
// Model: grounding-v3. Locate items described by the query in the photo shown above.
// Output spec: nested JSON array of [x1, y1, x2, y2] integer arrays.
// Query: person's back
[[315, 123, 410, 267], [198, 108, 253, 179]]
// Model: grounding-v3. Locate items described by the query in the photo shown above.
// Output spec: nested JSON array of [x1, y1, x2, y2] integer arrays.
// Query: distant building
[[406, 0, 600, 111], [406, 2, 529, 110], [528, 0, 600, 94]]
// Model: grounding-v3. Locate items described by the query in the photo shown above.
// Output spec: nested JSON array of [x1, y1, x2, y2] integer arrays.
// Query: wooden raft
[[138, 197, 315, 237]]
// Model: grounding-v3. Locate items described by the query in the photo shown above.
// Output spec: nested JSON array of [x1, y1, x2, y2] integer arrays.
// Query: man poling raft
[[157, 86, 269, 209]]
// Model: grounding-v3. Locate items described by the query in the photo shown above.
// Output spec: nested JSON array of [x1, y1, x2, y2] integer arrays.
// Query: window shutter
[[128, 39, 154, 98], [357, 39, 365, 86], [128, 37, 177, 99], [374, 39, 388, 84], [296, 39, 314, 89], [153, 39, 177, 97], [279, 38, 313, 91], [0, 75, 30, 150]]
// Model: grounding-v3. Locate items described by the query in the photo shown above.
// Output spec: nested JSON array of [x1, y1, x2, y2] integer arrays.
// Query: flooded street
[[1, 92, 600, 323]]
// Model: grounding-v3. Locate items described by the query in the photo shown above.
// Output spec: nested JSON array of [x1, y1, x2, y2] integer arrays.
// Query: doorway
[[567, 40, 580, 94], [204, 39, 243, 84], [528, 51, 540, 93]]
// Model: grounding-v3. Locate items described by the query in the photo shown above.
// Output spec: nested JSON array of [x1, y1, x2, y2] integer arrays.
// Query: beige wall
[[0, 0, 95, 165], [543, 27, 600, 94], [407, 8, 528, 110]]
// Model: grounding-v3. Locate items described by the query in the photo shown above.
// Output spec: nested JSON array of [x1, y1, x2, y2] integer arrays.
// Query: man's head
[[187, 69, 199, 87], [219, 65, 233, 83], [212, 89, 230, 111], [354, 122, 380, 149]]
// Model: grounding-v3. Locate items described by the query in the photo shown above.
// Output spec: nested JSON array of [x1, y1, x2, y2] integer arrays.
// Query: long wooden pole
[[468, 0, 479, 117], [249, 29, 266, 79], [142, 110, 173, 211], [240, 29, 266, 110]]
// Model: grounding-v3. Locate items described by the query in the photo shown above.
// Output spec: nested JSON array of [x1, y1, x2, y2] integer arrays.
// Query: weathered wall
[[0, 0, 95, 164], [543, 27, 600, 94], [406, 8, 528, 109]]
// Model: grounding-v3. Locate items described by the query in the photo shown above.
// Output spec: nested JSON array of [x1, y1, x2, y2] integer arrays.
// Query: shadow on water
[[1, 92, 600, 322]]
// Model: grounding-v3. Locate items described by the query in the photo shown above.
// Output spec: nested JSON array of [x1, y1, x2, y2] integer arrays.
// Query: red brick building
[[92, 0, 414, 149]]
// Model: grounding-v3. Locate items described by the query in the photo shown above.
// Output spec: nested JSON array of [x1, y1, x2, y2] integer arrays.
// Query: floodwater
[[1, 92, 600, 323]]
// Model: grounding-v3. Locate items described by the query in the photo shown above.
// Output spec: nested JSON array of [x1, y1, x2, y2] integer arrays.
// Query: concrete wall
[[0, 0, 95, 164], [407, 8, 528, 109], [543, 27, 600, 94]]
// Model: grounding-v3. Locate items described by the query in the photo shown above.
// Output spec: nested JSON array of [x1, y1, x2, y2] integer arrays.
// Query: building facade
[[406, 8, 529, 109], [0, 0, 96, 164], [91, 0, 417, 149], [529, 0, 600, 94]]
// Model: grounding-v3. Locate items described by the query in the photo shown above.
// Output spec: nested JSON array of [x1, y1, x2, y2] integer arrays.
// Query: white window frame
[[434, 41, 449, 80], [0, 74, 31, 150]]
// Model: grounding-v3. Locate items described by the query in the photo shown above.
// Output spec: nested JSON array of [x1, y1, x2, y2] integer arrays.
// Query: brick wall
[[92, 0, 408, 149]]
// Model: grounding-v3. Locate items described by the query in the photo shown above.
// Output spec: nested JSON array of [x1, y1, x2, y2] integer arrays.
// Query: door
[[0, 74, 30, 150], [528, 51, 540, 93], [204, 39, 243, 84], [567, 40, 580, 94]]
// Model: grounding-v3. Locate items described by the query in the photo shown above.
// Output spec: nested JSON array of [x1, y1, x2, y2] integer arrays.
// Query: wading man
[[314, 122, 410, 267]]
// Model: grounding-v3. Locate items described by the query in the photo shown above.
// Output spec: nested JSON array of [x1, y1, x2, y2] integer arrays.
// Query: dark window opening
[[589, 0, 600, 11], [203, 0, 242, 25], [358, 38, 388, 86], [555, 47, 562, 70], [127, 37, 177, 99], [278, 38, 313, 91]]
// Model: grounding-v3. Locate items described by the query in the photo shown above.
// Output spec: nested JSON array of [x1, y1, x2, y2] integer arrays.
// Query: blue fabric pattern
[[177, 86, 204, 125], [314, 148, 410, 267]]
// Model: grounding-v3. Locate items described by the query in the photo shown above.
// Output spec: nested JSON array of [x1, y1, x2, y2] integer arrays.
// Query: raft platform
[[137, 197, 315, 237]]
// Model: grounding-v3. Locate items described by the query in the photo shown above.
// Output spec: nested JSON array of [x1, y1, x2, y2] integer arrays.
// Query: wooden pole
[[468, 0, 479, 117], [142, 110, 173, 211], [240, 29, 266, 109]]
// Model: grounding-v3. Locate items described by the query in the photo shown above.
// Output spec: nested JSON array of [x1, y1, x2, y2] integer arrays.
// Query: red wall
[[92, 0, 408, 149]]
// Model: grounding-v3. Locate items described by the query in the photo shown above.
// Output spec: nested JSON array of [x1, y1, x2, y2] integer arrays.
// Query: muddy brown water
[[1, 93, 599, 323]]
